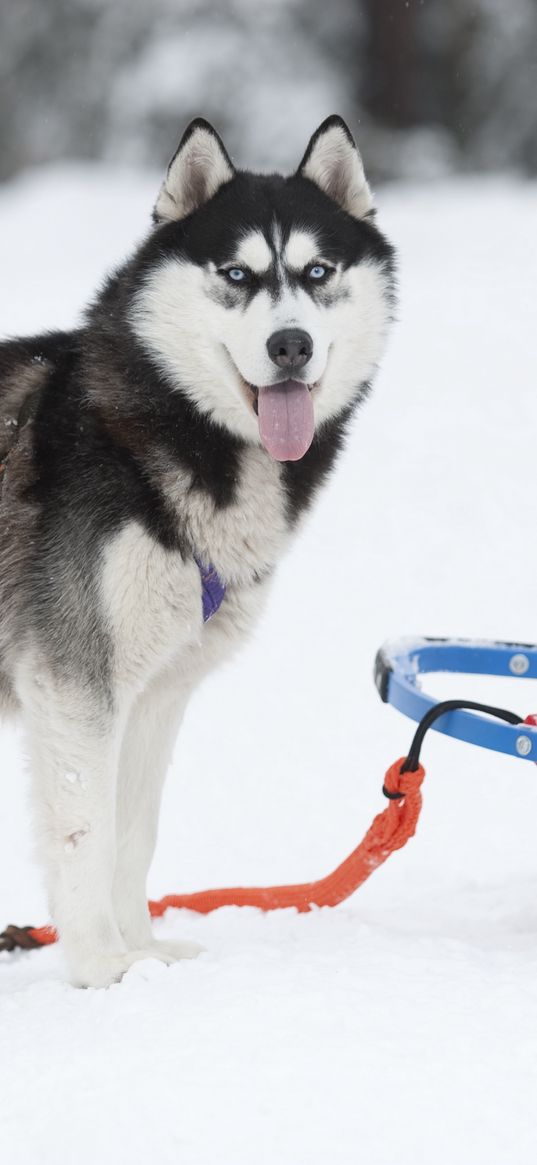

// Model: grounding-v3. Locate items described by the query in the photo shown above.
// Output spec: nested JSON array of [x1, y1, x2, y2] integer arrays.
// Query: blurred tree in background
[[0, 0, 535, 182]]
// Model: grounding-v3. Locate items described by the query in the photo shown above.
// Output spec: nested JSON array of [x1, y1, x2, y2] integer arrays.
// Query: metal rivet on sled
[[515, 734, 532, 757], [509, 653, 530, 676]]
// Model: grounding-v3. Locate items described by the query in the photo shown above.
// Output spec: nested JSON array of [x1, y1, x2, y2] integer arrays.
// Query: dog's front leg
[[112, 670, 201, 962], [18, 668, 175, 987]]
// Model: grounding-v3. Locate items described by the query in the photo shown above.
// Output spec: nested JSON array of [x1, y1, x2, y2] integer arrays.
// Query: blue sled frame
[[375, 638, 537, 761]]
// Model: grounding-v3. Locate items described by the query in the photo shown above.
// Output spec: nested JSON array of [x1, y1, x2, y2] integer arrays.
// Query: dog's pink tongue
[[257, 380, 315, 461]]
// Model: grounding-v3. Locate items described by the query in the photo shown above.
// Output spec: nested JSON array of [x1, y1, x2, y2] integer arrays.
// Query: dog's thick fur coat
[[0, 117, 395, 985]]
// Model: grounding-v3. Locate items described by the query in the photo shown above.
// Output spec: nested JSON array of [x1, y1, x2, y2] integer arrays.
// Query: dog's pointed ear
[[297, 116, 374, 220], [153, 118, 235, 224]]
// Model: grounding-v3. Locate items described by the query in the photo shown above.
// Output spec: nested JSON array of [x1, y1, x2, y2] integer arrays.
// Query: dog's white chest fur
[[101, 447, 289, 691], [178, 446, 288, 584]]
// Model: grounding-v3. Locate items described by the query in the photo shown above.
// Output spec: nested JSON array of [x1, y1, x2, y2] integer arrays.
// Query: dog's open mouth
[[243, 380, 315, 462]]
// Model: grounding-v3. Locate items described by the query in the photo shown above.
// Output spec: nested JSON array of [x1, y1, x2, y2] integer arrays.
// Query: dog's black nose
[[267, 329, 313, 371]]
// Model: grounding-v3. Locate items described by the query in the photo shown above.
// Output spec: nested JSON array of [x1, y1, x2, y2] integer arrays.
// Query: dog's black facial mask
[[151, 115, 390, 274]]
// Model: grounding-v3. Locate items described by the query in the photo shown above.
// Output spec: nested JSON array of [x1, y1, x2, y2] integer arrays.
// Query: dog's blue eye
[[227, 268, 247, 282], [308, 265, 327, 280]]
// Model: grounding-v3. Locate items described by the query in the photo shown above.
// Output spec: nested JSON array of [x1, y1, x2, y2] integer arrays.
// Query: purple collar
[[194, 556, 227, 622]]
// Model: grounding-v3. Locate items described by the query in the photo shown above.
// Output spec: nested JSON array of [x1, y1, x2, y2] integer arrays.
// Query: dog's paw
[[69, 950, 142, 989], [70, 941, 203, 988]]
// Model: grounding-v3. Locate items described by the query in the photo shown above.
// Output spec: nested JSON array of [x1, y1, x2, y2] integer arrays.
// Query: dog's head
[[131, 116, 395, 462]]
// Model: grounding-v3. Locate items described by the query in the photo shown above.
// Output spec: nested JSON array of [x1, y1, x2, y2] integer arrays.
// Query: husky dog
[[0, 116, 395, 986]]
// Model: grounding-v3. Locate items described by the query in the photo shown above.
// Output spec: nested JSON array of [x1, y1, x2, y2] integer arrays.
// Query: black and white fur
[[0, 117, 395, 986]]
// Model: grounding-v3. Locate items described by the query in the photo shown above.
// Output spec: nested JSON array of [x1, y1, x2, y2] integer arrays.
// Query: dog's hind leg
[[112, 669, 202, 961]]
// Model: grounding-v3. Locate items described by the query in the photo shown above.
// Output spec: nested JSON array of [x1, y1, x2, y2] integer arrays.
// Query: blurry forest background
[[1, 0, 536, 183]]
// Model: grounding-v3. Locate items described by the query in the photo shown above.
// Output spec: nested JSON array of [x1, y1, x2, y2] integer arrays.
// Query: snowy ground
[[1, 167, 536, 1164]]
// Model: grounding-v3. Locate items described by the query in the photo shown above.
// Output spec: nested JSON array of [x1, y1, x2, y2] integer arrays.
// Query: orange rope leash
[[0, 757, 425, 952]]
